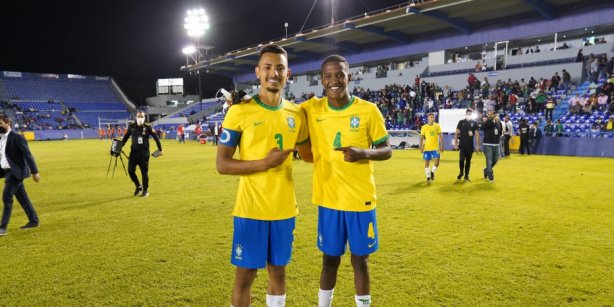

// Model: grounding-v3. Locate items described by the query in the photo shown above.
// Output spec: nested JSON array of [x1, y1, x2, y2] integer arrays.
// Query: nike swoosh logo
[[254, 121, 264, 126], [316, 118, 327, 122], [368, 240, 377, 248]]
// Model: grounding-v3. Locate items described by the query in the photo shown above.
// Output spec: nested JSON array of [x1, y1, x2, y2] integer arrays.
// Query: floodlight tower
[[184, 8, 210, 108]]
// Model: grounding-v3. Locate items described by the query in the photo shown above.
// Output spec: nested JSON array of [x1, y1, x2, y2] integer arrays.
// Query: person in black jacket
[[454, 109, 480, 181], [518, 118, 531, 155], [481, 111, 502, 182], [121, 111, 163, 197], [0, 115, 41, 236], [529, 121, 542, 153]]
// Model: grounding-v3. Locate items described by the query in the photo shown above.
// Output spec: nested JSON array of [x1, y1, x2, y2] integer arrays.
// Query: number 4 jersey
[[301, 96, 389, 212], [221, 95, 309, 221]]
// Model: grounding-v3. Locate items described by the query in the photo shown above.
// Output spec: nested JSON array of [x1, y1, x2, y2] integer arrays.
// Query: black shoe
[[431, 172, 435, 181], [0, 228, 6, 236], [483, 168, 487, 179], [488, 177, 495, 182], [457, 174, 463, 180], [134, 186, 143, 196], [426, 177, 431, 183], [20, 222, 39, 230], [141, 190, 149, 197]]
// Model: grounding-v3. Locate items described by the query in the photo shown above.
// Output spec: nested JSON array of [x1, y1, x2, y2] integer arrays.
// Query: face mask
[[136, 118, 145, 126], [466, 115, 472, 120], [0, 127, 6, 134]]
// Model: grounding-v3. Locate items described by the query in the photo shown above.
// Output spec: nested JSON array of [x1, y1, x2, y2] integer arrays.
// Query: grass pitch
[[0, 139, 612, 306]]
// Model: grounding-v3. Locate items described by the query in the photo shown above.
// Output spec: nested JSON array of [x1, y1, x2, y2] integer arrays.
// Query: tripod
[[107, 151, 129, 178]]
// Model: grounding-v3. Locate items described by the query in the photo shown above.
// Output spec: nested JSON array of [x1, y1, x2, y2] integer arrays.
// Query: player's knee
[[235, 268, 257, 289], [322, 254, 341, 270], [350, 255, 369, 272], [266, 264, 286, 279]]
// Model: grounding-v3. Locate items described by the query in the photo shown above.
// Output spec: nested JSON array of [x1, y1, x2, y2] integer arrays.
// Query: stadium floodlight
[[182, 45, 196, 55], [184, 8, 210, 38]]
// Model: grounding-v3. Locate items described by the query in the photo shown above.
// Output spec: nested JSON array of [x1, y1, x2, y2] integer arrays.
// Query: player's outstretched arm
[[216, 144, 294, 175], [335, 140, 391, 162]]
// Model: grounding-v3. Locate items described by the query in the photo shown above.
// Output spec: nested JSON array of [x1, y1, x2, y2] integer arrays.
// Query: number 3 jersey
[[301, 96, 389, 212], [221, 95, 309, 221]]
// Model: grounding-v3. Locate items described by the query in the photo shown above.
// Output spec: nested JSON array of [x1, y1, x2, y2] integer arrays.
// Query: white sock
[[266, 294, 286, 307], [318, 288, 334, 307], [425, 167, 430, 178], [355, 294, 372, 306], [432, 165, 438, 173]]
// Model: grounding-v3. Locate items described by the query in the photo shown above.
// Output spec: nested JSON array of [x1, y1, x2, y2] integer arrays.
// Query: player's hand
[[32, 173, 41, 183], [264, 148, 294, 169], [335, 146, 366, 162], [453, 144, 458, 151]]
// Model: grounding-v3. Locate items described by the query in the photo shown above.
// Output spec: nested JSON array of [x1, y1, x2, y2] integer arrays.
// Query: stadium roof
[[182, 0, 612, 80]]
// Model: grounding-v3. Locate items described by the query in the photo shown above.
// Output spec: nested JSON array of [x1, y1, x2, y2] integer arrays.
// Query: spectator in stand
[[604, 116, 614, 131], [607, 58, 614, 77], [550, 72, 560, 92], [597, 93, 608, 111], [590, 56, 599, 82], [544, 120, 554, 137], [599, 55, 608, 80], [585, 54, 594, 81], [545, 94, 556, 121], [467, 73, 478, 89], [591, 119, 603, 137], [535, 90, 547, 114], [555, 119, 564, 137], [561, 69, 572, 92]]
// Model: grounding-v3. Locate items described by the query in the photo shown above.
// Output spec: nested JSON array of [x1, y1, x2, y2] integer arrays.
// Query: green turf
[[0, 139, 612, 306]]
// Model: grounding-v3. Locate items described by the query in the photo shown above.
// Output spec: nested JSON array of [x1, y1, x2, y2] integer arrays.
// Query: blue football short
[[317, 206, 378, 257], [423, 150, 440, 161], [231, 216, 295, 269]]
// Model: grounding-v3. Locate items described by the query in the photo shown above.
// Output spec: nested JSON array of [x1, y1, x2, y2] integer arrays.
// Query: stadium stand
[[0, 72, 131, 131]]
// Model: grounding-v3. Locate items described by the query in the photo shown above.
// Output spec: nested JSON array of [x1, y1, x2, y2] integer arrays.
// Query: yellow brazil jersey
[[301, 95, 389, 212], [420, 123, 442, 151], [222, 95, 309, 221]]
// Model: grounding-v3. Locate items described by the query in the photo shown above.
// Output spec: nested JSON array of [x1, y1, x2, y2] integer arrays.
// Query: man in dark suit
[[0, 115, 41, 236]]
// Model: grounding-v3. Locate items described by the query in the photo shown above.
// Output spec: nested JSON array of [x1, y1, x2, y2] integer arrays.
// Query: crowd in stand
[[293, 68, 613, 135], [1, 100, 83, 131]]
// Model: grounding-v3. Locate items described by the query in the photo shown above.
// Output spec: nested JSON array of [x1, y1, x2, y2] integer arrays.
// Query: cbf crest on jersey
[[287, 116, 296, 129], [350, 115, 360, 129]]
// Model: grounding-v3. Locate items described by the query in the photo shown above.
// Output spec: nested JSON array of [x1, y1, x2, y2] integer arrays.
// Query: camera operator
[[121, 111, 163, 197]]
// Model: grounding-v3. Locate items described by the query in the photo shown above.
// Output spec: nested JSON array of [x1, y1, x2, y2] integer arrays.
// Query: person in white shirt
[[502, 116, 514, 157]]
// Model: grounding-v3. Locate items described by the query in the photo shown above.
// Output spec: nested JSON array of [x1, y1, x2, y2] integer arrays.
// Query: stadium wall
[[534, 137, 614, 158], [33, 129, 98, 141]]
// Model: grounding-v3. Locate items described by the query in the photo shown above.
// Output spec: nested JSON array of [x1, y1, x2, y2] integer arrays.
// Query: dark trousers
[[503, 135, 511, 156], [519, 137, 531, 155], [128, 154, 150, 190], [545, 108, 553, 121], [1, 169, 39, 228], [458, 147, 473, 178]]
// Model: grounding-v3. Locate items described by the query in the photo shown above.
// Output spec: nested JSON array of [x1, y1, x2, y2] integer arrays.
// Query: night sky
[[1, 0, 407, 104]]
